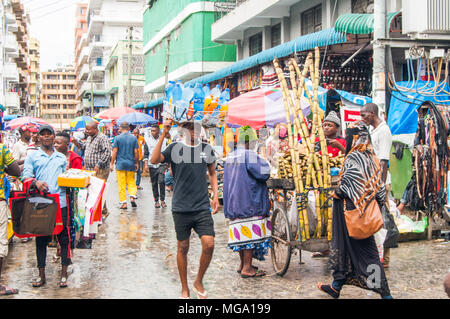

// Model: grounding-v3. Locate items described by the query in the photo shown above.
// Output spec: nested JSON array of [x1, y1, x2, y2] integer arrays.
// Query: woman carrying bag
[[317, 122, 393, 299]]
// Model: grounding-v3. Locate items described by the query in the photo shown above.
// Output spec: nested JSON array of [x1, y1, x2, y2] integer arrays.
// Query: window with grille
[[301, 5, 322, 35], [271, 24, 281, 47], [249, 33, 262, 56]]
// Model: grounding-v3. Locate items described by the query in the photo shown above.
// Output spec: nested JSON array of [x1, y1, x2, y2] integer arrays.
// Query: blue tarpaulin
[[387, 81, 450, 135]]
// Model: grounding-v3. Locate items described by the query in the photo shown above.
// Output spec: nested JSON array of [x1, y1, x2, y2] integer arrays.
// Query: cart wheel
[[271, 206, 292, 276]]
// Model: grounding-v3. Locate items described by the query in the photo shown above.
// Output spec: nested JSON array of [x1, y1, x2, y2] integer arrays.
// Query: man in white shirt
[[12, 124, 37, 169], [143, 124, 169, 208], [361, 102, 393, 269]]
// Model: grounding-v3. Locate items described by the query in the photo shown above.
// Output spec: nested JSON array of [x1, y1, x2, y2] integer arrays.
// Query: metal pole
[[90, 64, 94, 116], [372, 0, 386, 113], [164, 35, 170, 88], [127, 26, 133, 107]]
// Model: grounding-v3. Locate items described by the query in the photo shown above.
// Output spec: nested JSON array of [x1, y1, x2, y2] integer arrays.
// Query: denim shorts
[[172, 210, 215, 241]]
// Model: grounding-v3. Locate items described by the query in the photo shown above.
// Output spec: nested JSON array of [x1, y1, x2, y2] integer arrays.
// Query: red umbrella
[[95, 107, 137, 120], [5, 116, 50, 130]]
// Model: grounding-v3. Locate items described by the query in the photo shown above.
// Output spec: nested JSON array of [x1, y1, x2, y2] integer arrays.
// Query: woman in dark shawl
[[317, 122, 393, 299]]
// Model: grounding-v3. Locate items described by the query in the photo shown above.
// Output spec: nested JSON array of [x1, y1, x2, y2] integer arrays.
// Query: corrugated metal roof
[[334, 12, 401, 34], [186, 28, 348, 86], [132, 97, 164, 109]]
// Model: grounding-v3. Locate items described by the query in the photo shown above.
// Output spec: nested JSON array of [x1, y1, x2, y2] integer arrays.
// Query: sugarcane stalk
[[273, 58, 307, 242]]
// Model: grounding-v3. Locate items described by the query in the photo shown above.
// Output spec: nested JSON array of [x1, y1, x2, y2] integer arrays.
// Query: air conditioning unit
[[402, 0, 450, 38]]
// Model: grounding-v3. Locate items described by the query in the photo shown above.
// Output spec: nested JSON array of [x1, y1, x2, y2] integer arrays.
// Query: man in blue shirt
[[22, 125, 71, 288], [110, 122, 139, 209]]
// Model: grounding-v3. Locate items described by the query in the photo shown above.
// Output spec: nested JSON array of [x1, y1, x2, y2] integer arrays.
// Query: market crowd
[[0, 103, 449, 299]]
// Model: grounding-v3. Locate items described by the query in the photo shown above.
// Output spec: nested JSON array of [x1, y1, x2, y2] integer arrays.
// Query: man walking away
[[361, 102, 393, 269], [151, 120, 219, 299], [22, 125, 71, 288], [144, 124, 169, 208], [73, 121, 111, 217], [0, 143, 20, 296], [133, 128, 146, 190], [111, 122, 138, 210]]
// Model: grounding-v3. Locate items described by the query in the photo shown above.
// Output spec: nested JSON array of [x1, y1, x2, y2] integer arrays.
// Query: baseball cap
[[20, 124, 39, 133], [38, 125, 55, 135]]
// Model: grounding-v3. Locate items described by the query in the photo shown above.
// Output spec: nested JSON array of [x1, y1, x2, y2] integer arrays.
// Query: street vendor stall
[[57, 169, 106, 247]]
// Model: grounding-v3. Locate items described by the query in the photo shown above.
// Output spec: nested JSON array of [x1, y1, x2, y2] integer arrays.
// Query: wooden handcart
[[268, 177, 339, 276]]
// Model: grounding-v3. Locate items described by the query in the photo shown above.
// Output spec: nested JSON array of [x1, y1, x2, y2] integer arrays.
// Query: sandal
[[32, 277, 46, 288], [131, 200, 137, 208], [154, 202, 160, 208], [237, 266, 258, 274], [0, 285, 19, 296], [59, 277, 68, 288], [317, 282, 340, 299], [193, 286, 208, 299], [120, 204, 127, 210], [241, 269, 266, 278], [161, 201, 167, 208], [52, 255, 60, 263]]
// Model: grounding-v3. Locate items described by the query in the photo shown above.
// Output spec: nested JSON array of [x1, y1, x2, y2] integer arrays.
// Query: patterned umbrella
[[69, 116, 98, 131], [5, 116, 50, 130]]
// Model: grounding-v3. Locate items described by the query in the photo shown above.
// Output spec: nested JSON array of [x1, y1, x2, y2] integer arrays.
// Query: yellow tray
[[57, 176, 90, 188]]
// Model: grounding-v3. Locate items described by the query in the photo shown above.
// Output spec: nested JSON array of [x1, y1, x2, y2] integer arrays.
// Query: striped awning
[[186, 28, 348, 86], [334, 12, 401, 34]]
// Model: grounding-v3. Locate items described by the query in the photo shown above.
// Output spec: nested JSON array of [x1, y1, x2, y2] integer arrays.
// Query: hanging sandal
[[317, 282, 340, 299], [59, 277, 68, 288], [32, 277, 46, 288]]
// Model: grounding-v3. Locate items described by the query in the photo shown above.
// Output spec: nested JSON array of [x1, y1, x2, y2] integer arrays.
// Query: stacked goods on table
[[57, 169, 96, 188], [163, 81, 230, 126], [272, 48, 345, 242]]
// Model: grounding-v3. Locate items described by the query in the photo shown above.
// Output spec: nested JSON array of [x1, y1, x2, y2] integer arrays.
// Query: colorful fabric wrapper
[[228, 216, 272, 261]]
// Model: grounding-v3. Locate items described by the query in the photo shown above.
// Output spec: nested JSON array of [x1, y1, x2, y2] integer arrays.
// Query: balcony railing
[[214, 0, 249, 21]]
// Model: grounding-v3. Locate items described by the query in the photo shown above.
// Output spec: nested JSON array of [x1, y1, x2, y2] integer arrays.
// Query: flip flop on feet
[[317, 282, 340, 299], [237, 266, 258, 274], [155, 202, 160, 208], [131, 200, 137, 208], [161, 201, 167, 208], [241, 269, 266, 278], [193, 286, 208, 299], [32, 277, 46, 288], [120, 204, 127, 210], [0, 285, 19, 296], [59, 277, 68, 288]]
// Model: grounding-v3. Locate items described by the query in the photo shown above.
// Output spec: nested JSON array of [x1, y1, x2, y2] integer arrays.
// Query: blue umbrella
[[116, 112, 157, 125]]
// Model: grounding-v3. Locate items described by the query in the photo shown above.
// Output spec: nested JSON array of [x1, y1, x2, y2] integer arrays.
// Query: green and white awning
[[334, 12, 401, 34]]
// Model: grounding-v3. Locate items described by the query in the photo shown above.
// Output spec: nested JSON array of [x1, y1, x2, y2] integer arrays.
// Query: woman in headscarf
[[223, 126, 271, 278], [317, 122, 393, 299]]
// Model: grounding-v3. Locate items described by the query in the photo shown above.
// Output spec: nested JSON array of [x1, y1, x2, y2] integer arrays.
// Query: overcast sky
[[24, 0, 82, 71]]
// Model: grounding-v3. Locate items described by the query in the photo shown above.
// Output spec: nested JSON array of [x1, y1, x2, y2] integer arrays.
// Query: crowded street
[[1, 175, 448, 299], [0, 0, 449, 303]]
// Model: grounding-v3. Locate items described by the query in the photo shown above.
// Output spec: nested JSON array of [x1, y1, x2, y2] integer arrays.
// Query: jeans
[[36, 207, 71, 268], [150, 166, 165, 202], [136, 160, 143, 186]]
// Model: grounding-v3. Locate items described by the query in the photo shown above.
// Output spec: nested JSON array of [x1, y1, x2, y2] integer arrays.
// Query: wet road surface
[[2, 173, 449, 299]]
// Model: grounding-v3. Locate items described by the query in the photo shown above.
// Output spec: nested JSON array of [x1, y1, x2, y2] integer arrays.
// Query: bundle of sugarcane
[[328, 154, 345, 168], [272, 47, 338, 241]]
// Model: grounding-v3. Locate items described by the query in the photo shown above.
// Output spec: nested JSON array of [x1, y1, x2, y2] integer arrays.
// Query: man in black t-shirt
[[151, 120, 219, 299]]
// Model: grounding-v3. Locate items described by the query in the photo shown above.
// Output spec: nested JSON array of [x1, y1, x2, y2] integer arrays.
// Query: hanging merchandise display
[[403, 101, 449, 218], [237, 67, 262, 93], [163, 80, 230, 127]]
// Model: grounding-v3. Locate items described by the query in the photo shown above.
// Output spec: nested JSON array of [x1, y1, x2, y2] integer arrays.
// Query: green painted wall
[[144, 11, 236, 86]]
